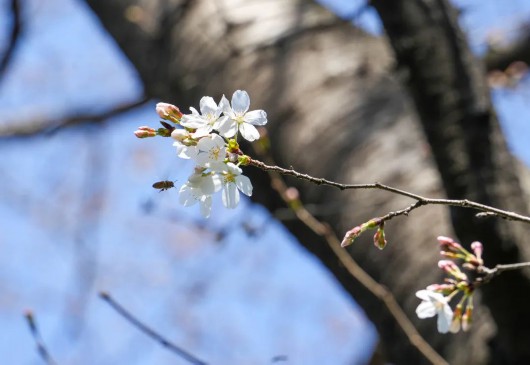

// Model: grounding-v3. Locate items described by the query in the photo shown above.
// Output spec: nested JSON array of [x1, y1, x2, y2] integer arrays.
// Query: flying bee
[[152, 180, 175, 192]]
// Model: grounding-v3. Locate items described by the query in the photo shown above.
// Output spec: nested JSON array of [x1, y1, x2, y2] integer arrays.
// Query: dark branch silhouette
[[99, 292, 207, 365], [0, 0, 21, 83], [0, 97, 150, 137], [24, 311, 58, 365]]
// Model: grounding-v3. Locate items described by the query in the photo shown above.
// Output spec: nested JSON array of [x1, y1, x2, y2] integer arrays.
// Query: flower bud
[[437, 236, 463, 253], [471, 241, 483, 261], [171, 128, 189, 141], [156, 102, 183, 121], [134, 126, 156, 138], [438, 260, 468, 281], [238, 155, 251, 166], [341, 226, 362, 247], [462, 305, 473, 332], [450, 304, 463, 333], [426, 283, 456, 295], [373, 225, 387, 250]]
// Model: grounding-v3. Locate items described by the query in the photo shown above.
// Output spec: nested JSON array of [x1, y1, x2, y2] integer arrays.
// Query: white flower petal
[[199, 96, 217, 115], [199, 196, 212, 218], [222, 183, 240, 208], [415, 290, 432, 302], [220, 95, 232, 116], [416, 301, 436, 319], [437, 306, 453, 334], [180, 114, 206, 129], [231, 90, 250, 115], [179, 185, 199, 207], [218, 119, 237, 138], [239, 123, 260, 141], [244, 110, 267, 126], [236, 175, 253, 196]]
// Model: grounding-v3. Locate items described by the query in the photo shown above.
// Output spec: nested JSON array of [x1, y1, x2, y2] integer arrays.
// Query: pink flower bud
[[134, 126, 156, 138], [156, 102, 183, 120], [462, 305, 473, 332], [341, 226, 362, 247], [373, 226, 387, 250], [285, 187, 300, 202], [426, 283, 456, 294], [471, 241, 483, 260], [437, 236, 463, 252], [438, 260, 468, 281], [450, 304, 463, 333]]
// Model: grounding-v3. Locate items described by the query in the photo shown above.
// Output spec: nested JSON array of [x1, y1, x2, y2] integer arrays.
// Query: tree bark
[[85, 0, 530, 363]]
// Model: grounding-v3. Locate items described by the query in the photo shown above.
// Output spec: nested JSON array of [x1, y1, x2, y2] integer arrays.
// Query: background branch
[[0, 0, 21, 83], [24, 311, 58, 365], [99, 292, 207, 365]]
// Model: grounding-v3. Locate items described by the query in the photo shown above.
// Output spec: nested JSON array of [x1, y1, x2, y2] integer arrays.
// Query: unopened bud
[[156, 102, 183, 121], [171, 128, 189, 141], [438, 260, 468, 281], [471, 241, 483, 261], [426, 283, 456, 295], [462, 305, 473, 332], [134, 126, 156, 138], [341, 226, 362, 247], [450, 304, 463, 333], [373, 225, 387, 250], [437, 236, 463, 252]]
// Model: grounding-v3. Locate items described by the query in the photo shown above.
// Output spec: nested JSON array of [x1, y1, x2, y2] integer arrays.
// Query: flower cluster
[[415, 236, 484, 333], [135, 90, 267, 218]]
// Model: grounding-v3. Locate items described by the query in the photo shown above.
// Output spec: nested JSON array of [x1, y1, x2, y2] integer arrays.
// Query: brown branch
[[0, 97, 150, 137], [252, 149, 448, 365], [249, 159, 530, 225], [24, 311, 58, 365], [99, 292, 207, 365], [0, 0, 21, 83], [480, 261, 530, 284]]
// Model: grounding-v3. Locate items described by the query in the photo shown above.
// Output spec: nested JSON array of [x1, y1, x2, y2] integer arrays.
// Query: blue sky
[[0, 0, 529, 364]]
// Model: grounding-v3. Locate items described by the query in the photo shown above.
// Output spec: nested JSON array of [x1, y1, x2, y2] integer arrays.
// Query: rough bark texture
[[85, 0, 530, 363]]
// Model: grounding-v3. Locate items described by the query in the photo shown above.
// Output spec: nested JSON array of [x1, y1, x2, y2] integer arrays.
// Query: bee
[[152, 180, 175, 192]]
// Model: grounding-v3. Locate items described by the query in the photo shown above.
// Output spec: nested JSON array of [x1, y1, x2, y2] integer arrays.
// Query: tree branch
[[0, 0, 22, 83], [249, 159, 530, 225], [99, 292, 207, 365], [0, 97, 150, 137], [24, 311, 58, 365]]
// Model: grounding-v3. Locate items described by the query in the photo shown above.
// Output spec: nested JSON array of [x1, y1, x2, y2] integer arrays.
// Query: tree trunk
[[85, 0, 530, 363]]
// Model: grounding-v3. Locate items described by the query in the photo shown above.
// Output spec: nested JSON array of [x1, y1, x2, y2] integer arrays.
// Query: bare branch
[[0, 97, 150, 137], [0, 0, 22, 83], [249, 159, 530, 225], [99, 292, 207, 365], [24, 311, 58, 365], [252, 147, 448, 365]]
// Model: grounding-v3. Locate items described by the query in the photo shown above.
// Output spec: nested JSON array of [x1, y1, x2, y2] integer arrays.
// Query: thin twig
[[24, 311, 58, 365], [99, 292, 207, 365], [249, 159, 530, 224], [0, 97, 150, 137], [0, 0, 21, 83], [480, 261, 530, 283], [251, 152, 448, 365]]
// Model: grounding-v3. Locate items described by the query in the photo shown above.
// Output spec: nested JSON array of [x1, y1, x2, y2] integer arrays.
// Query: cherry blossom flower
[[415, 289, 453, 334], [180, 96, 227, 138], [192, 133, 226, 166], [178, 170, 222, 218], [218, 90, 267, 141], [218, 162, 253, 208]]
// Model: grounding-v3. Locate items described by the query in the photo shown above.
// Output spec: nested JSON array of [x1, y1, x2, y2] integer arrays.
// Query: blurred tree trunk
[[85, 0, 530, 363]]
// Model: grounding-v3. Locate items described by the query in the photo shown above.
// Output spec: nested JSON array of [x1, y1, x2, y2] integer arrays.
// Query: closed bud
[[450, 304, 463, 333], [437, 236, 463, 253], [341, 226, 362, 247], [471, 241, 483, 262], [462, 305, 473, 332], [156, 102, 183, 121], [373, 225, 387, 250], [426, 283, 456, 295], [134, 126, 156, 138]]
